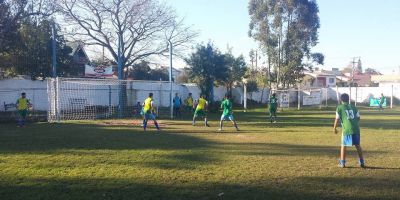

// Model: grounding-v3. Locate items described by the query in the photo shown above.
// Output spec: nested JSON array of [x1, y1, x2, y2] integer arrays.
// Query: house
[[67, 41, 91, 77], [371, 75, 400, 87], [302, 69, 337, 88]]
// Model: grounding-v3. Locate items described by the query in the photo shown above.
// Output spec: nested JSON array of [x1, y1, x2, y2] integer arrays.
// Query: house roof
[[371, 75, 400, 83], [67, 41, 90, 61]]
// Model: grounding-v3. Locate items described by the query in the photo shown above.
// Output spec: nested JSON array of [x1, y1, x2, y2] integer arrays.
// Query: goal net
[[47, 78, 179, 122], [269, 88, 327, 109]]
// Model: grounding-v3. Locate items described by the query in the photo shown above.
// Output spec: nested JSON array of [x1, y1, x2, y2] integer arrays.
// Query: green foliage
[[127, 61, 169, 81], [186, 43, 228, 100], [6, 19, 73, 79], [249, 0, 324, 88], [221, 52, 247, 94], [246, 80, 259, 94]]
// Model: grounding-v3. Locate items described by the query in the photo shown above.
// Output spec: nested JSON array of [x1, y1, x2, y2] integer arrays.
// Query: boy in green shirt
[[268, 93, 278, 123], [333, 93, 365, 168], [218, 94, 239, 131]]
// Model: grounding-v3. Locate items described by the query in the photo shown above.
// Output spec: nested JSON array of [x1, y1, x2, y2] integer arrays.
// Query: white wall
[[0, 79, 48, 111]]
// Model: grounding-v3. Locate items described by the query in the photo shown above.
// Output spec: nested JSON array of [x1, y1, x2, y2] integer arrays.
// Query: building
[[302, 69, 337, 88], [67, 41, 91, 77]]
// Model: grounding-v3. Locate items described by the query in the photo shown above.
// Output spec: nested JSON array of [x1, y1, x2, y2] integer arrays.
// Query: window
[[329, 78, 335, 84]]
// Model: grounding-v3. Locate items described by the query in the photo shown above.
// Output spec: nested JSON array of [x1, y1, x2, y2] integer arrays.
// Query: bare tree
[[57, 0, 197, 79]]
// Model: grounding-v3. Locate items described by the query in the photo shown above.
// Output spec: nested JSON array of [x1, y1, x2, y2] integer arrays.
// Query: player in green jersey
[[333, 93, 365, 168], [379, 93, 386, 111], [268, 93, 278, 123], [218, 94, 239, 131]]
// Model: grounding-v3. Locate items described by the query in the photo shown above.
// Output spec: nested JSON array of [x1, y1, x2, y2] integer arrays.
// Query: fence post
[[325, 87, 328, 107], [243, 84, 247, 112], [297, 86, 301, 110], [355, 86, 358, 106], [349, 85, 352, 104], [336, 85, 340, 105], [391, 84, 394, 109], [55, 77, 61, 122]]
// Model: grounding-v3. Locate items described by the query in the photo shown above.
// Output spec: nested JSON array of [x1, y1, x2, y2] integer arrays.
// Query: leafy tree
[[249, 0, 323, 88], [245, 80, 259, 100], [186, 43, 228, 101], [127, 61, 169, 81], [7, 19, 72, 79], [221, 52, 247, 95], [58, 0, 197, 79]]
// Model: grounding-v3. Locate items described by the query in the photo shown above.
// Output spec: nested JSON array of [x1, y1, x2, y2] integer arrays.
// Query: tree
[[245, 80, 259, 100], [249, 0, 323, 88], [2, 16, 72, 79], [221, 52, 247, 95], [0, 0, 55, 49], [57, 0, 197, 79], [186, 43, 228, 101], [126, 61, 168, 81]]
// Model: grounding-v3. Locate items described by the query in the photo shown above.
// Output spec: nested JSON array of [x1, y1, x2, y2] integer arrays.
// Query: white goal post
[[269, 88, 328, 109], [47, 78, 179, 122]]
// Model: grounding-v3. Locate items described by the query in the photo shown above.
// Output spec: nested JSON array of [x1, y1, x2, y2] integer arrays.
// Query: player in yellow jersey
[[184, 93, 194, 114], [16, 92, 31, 127], [142, 93, 160, 131], [192, 94, 210, 127]]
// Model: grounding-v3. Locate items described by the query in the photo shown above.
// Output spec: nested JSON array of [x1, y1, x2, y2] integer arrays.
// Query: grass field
[[0, 107, 400, 200]]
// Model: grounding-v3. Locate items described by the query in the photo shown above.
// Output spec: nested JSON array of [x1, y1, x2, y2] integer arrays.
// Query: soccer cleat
[[217, 128, 222, 131], [338, 160, 346, 168], [205, 124, 210, 127], [359, 159, 365, 168]]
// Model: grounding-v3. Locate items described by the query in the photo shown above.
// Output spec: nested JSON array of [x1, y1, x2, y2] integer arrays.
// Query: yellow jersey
[[16, 98, 30, 110], [196, 98, 207, 110], [143, 97, 153, 113], [185, 97, 193, 106]]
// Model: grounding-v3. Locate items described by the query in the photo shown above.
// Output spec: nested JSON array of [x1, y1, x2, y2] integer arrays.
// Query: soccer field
[[0, 108, 399, 200]]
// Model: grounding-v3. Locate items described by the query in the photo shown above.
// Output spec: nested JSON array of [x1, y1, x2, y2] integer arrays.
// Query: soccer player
[[268, 93, 278, 123], [142, 93, 160, 131], [379, 93, 386, 111], [333, 93, 365, 168], [184, 93, 194, 113], [218, 94, 239, 131], [192, 94, 210, 127], [16, 92, 31, 127], [173, 93, 182, 118]]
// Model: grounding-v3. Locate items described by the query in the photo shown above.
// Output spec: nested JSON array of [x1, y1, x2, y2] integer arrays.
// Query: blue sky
[[168, 0, 400, 74]]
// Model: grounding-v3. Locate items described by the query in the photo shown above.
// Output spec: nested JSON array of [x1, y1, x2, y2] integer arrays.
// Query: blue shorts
[[221, 114, 234, 121], [341, 134, 360, 146], [144, 113, 156, 120]]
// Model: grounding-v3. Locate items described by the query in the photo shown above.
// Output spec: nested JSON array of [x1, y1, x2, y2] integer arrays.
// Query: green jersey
[[221, 99, 232, 116], [269, 96, 278, 108], [380, 96, 386, 105], [336, 103, 360, 135]]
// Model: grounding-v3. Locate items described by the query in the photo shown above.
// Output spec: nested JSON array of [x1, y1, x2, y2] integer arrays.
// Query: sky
[[167, 0, 400, 74]]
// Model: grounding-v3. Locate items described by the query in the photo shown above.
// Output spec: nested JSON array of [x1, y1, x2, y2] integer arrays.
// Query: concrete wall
[[0, 79, 48, 111], [5, 78, 397, 113]]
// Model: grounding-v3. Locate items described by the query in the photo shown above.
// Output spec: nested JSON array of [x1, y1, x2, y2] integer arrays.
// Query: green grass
[[1, 107, 400, 200]]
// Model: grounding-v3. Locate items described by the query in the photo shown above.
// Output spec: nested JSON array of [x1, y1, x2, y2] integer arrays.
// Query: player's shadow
[[0, 122, 217, 152], [345, 166, 400, 170]]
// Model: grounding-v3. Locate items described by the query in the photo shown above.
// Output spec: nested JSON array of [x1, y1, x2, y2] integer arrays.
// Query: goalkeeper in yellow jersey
[[16, 92, 31, 127], [142, 93, 160, 131]]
